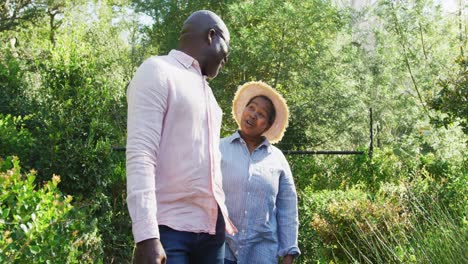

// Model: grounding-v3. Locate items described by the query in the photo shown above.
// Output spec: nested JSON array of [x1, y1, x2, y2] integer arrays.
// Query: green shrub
[[90, 161, 134, 264], [0, 157, 103, 263], [297, 171, 467, 263], [339, 179, 468, 264], [417, 154, 468, 218], [0, 50, 33, 117], [293, 149, 467, 263], [298, 187, 409, 262], [289, 148, 405, 194], [0, 114, 35, 168]]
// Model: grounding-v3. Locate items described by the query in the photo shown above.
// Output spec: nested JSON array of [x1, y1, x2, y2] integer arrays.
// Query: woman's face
[[240, 96, 273, 138]]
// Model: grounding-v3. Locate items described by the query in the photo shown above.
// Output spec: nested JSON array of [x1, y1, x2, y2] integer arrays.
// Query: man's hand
[[282, 254, 294, 264], [134, 238, 167, 264]]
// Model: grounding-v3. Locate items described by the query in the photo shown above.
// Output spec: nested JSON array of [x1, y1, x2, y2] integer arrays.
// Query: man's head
[[179, 10, 230, 79]]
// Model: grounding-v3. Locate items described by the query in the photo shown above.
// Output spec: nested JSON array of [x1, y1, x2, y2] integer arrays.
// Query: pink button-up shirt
[[126, 50, 236, 243]]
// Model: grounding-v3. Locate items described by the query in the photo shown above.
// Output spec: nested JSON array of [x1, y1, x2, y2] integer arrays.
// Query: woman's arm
[[276, 154, 301, 259]]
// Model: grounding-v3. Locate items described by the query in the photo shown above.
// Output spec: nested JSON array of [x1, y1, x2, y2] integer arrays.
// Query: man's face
[[202, 28, 230, 79]]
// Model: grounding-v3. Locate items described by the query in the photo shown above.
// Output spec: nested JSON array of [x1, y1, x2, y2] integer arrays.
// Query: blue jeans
[[224, 259, 237, 264], [159, 207, 225, 264]]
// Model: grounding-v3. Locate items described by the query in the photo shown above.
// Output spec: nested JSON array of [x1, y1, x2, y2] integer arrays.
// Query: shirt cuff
[[278, 246, 301, 257], [132, 218, 160, 243]]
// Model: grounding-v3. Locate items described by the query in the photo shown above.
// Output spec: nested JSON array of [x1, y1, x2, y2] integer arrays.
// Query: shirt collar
[[229, 130, 272, 153], [228, 130, 242, 143], [168, 49, 201, 71]]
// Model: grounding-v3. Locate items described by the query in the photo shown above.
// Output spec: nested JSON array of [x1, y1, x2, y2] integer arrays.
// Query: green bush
[[0, 50, 33, 117], [295, 153, 467, 263], [298, 187, 409, 262], [338, 177, 468, 264], [0, 157, 103, 263], [289, 148, 405, 195], [90, 160, 134, 264], [0, 114, 35, 168], [32, 41, 123, 195]]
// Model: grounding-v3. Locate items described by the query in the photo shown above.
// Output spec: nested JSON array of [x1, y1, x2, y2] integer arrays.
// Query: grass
[[337, 192, 467, 264]]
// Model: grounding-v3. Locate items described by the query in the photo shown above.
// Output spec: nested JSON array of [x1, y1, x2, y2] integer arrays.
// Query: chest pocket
[[251, 166, 281, 197]]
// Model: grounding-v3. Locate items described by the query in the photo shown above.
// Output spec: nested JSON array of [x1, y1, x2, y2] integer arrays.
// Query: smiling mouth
[[245, 119, 254, 127]]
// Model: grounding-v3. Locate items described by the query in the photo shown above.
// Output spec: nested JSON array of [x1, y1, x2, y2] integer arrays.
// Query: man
[[126, 10, 236, 264]]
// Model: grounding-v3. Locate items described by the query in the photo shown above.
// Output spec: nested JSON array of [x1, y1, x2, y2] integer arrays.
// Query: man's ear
[[207, 29, 216, 45]]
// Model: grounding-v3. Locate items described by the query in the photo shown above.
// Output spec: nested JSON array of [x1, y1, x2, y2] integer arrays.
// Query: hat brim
[[232, 81, 289, 144]]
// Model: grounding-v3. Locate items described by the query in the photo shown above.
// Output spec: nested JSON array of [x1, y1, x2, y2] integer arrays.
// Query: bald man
[[126, 10, 236, 264]]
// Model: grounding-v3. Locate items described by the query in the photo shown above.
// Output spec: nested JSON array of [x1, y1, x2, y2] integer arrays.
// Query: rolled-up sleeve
[[276, 156, 301, 257], [126, 59, 168, 243]]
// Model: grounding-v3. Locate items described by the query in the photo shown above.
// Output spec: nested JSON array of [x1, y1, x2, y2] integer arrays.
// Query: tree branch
[[390, 2, 431, 118]]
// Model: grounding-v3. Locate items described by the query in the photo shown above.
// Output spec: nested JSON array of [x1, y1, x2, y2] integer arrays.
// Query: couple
[[126, 10, 300, 264]]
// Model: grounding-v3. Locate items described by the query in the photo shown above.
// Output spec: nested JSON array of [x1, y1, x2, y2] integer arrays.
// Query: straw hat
[[232, 81, 289, 144]]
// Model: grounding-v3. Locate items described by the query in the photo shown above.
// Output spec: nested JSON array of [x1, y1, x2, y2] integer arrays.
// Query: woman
[[220, 81, 300, 264]]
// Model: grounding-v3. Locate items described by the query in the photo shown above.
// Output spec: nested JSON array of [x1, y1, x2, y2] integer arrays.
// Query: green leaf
[[30, 245, 41, 254], [2, 207, 9, 218]]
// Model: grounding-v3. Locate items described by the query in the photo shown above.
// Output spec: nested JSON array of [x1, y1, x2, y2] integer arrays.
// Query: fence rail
[[282, 150, 365, 155], [112, 147, 366, 156]]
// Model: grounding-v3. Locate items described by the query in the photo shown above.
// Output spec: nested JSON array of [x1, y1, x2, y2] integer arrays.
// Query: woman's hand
[[282, 254, 294, 264]]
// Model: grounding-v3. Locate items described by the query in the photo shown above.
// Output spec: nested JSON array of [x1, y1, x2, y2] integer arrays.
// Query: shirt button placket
[[248, 157, 253, 182]]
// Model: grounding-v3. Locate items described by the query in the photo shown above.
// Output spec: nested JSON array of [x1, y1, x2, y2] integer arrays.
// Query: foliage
[[0, 1, 130, 196], [0, 156, 103, 263], [1, 1, 134, 261], [0, 0, 466, 262], [429, 54, 468, 134], [132, 0, 231, 56], [87, 160, 134, 263], [220, 0, 352, 149], [289, 148, 404, 194], [0, 0, 52, 32], [0, 50, 26, 116], [293, 149, 467, 263], [0, 114, 35, 168], [132, 0, 467, 151]]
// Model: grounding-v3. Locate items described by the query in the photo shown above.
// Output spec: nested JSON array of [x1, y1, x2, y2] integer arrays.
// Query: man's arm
[[126, 58, 168, 262]]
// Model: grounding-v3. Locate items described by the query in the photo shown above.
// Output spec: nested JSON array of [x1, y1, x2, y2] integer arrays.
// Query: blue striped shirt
[[220, 131, 300, 263]]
